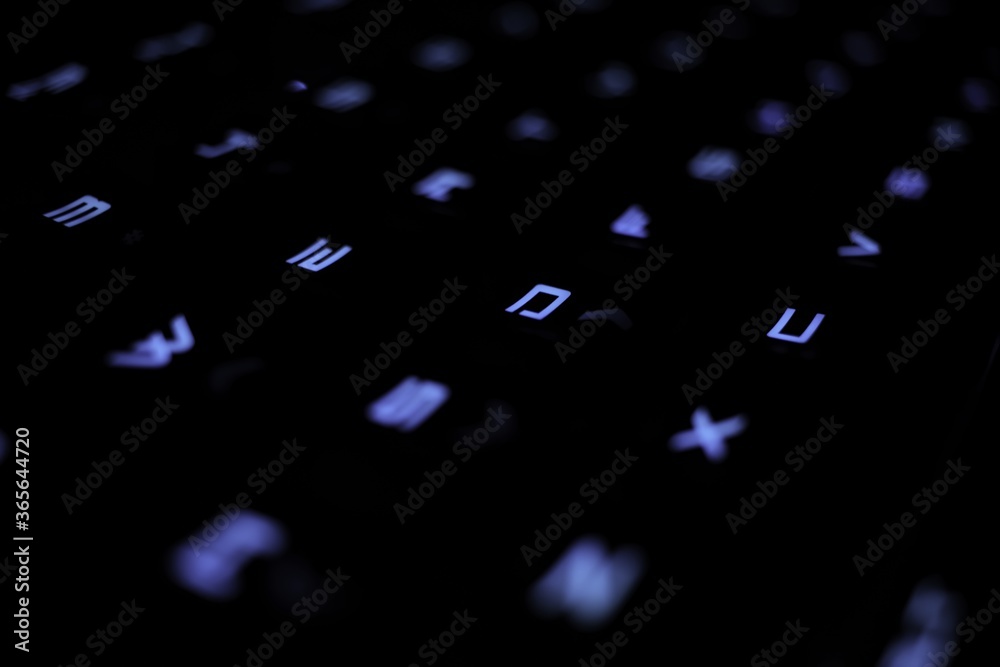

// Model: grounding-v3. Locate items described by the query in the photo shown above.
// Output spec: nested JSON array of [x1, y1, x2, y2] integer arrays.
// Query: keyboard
[[4, 0, 1000, 664]]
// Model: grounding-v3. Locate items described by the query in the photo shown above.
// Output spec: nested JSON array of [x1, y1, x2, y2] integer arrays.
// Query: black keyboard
[[4, 0, 1000, 665]]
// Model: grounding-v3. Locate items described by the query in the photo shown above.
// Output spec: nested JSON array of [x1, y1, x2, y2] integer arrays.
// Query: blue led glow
[[107, 315, 194, 368], [506, 284, 572, 320], [44, 62, 89, 93], [170, 510, 286, 600], [412, 168, 474, 201], [43, 195, 111, 228], [493, 2, 539, 39], [838, 229, 880, 257], [507, 109, 557, 141], [314, 78, 373, 112], [805, 60, 851, 97], [929, 119, 969, 149], [0, 431, 7, 464], [669, 407, 747, 462], [8, 62, 88, 101], [841, 30, 884, 66], [286, 239, 352, 272], [366, 377, 451, 432], [904, 580, 961, 637], [610, 205, 649, 239], [286, 80, 308, 92], [411, 36, 472, 72], [586, 62, 636, 98], [652, 32, 704, 72], [687, 147, 738, 181], [962, 78, 997, 113], [879, 634, 941, 667], [885, 167, 929, 200], [766, 308, 825, 343], [529, 536, 645, 630], [285, 0, 349, 13], [750, 100, 792, 135], [134, 22, 213, 62], [878, 578, 963, 667], [195, 129, 258, 158]]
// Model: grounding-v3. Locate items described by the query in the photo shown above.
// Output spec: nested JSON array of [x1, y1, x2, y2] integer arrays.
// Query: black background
[[3, 0, 999, 665]]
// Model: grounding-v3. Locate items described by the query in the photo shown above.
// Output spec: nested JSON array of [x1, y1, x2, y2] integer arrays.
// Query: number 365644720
[[15, 428, 29, 522]]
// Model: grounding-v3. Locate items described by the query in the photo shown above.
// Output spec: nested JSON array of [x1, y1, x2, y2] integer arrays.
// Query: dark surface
[[3, 1, 999, 665]]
